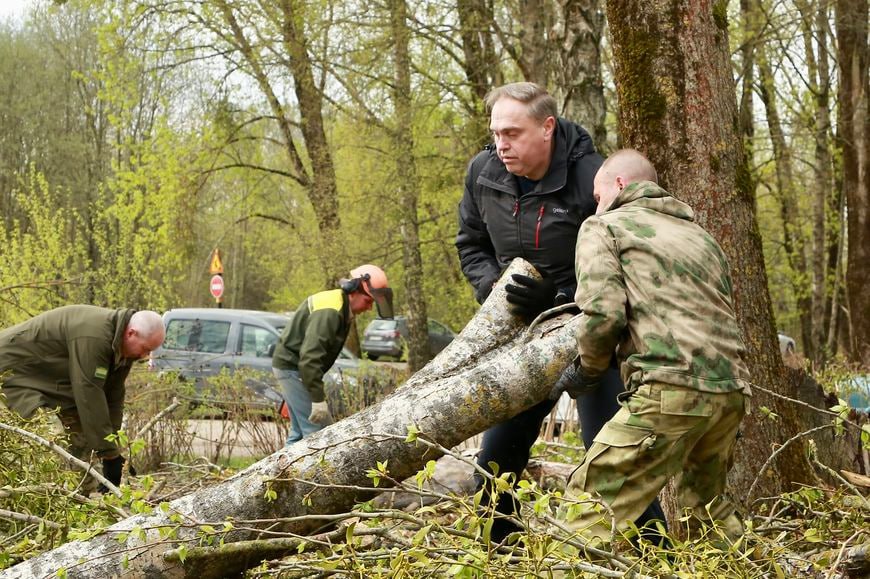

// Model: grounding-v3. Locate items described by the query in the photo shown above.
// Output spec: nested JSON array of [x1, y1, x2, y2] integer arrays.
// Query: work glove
[[549, 364, 602, 400], [309, 401, 334, 425], [98, 455, 126, 492], [505, 274, 556, 324]]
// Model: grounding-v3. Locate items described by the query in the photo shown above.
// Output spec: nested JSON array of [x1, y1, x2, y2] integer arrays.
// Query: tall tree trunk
[[737, 0, 756, 153], [279, 0, 344, 280], [2, 260, 584, 579], [217, 1, 344, 283], [797, 0, 836, 364], [517, 0, 551, 85], [757, 43, 814, 358], [551, 0, 608, 148], [604, 0, 820, 508], [836, 0, 870, 362], [457, 0, 503, 148], [390, 0, 429, 372]]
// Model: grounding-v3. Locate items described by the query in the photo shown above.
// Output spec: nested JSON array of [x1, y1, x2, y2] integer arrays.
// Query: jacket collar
[[605, 181, 695, 221], [111, 309, 136, 365]]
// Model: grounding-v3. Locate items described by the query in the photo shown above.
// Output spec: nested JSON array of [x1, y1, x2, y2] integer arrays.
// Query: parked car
[[361, 316, 455, 361], [149, 308, 358, 408]]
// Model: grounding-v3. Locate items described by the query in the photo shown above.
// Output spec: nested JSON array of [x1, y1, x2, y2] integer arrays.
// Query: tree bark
[[836, 0, 870, 362], [278, 0, 344, 279], [604, 0, 826, 508], [1, 260, 583, 578], [457, 0, 503, 149], [390, 0, 430, 373], [516, 0, 551, 86], [551, 0, 608, 148]]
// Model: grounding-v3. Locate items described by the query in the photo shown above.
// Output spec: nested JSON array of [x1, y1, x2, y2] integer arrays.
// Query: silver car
[[150, 308, 358, 407]]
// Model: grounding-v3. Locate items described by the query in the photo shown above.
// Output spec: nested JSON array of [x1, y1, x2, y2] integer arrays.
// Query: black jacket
[[455, 118, 603, 303]]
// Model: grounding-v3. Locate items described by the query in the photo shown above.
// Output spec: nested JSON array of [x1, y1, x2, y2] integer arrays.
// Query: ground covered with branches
[[1, 364, 869, 578]]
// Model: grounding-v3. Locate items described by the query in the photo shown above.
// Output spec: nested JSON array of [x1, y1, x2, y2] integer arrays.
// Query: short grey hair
[[484, 82, 558, 122], [129, 310, 165, 339]]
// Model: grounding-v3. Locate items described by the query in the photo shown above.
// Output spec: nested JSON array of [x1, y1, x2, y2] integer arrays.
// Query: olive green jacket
[[272, 289, 351, 402], [0, 305, 136, 457], [573, 181, 751, 395]]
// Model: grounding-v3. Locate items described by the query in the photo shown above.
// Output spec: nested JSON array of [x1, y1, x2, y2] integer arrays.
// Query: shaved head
[[593, 149, 658, 214], [599, 149, 658, 184]]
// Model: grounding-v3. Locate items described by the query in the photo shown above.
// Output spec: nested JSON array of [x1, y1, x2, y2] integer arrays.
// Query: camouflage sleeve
[[573, 218, 627, 378]]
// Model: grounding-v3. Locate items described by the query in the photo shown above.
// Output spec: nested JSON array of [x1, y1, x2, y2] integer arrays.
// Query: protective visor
[[364, 285, 394, 319]]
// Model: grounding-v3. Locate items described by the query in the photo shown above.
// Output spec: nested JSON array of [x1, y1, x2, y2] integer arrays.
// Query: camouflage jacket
[[573, 181, 751, 395], [0, 305, 135, 456], [272, 289, 351, 402]]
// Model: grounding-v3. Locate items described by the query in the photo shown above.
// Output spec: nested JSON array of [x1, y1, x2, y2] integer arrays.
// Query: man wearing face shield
[[272, 264, 393, 443]]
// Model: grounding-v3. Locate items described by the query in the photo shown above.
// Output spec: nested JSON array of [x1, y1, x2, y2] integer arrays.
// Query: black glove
[[549, 364, 602, 400], [505, 274, 556, 324], [99, 455, 125, 491]]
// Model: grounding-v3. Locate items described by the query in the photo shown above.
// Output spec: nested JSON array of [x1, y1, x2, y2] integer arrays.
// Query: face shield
[[365, 285, 394, 319]]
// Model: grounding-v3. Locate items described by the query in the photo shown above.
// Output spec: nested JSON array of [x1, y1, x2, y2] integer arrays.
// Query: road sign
[[209, 248, 224, 275], [210, 274, 224, 299]]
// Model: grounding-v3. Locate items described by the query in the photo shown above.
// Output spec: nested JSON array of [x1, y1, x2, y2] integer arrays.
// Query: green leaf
[[412, 524, 431, 546]]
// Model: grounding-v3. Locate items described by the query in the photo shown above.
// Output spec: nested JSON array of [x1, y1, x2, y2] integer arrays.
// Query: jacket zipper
[[512, 200, 519, 218], [535, 204, 545, 248]]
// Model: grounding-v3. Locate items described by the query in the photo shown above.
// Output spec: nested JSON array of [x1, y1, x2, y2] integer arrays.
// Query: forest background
[[0, 0, 868, 574], [0, 0, 866, 370]]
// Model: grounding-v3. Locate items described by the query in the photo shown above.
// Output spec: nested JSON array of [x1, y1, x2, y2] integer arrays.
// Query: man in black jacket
[[455, 82, 666, 543]]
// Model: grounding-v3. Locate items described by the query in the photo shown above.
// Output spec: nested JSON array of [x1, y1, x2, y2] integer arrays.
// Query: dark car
[[361, 316, 455, 361], [149, 308, 358, 407]]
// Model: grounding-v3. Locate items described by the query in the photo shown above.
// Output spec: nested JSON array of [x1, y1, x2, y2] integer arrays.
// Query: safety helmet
[[348, 264, 394, 318]]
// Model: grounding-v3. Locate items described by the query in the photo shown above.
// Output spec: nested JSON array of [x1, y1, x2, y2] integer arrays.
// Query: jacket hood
[[607, 181, 695, 221], [537, 119, 596, 194], [557, 118, 597, 160]]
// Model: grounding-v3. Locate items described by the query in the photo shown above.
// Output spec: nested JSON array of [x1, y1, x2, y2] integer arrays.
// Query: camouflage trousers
[[565, 382, 748, 542]]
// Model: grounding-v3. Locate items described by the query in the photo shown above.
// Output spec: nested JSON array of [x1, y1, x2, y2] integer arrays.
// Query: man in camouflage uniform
[[556, 149, 751, 542]]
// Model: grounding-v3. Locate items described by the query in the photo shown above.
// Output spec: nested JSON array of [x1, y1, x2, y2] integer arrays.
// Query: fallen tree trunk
[[2, 259, 582, 579]]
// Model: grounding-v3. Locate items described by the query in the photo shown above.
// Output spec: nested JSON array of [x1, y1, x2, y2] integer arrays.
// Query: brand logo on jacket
[[552, 207, 569, 215]]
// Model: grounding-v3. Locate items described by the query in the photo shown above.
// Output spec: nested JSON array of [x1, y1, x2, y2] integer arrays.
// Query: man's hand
[[549, 364, 602, 400], [505, 274, 556, 324], [309, 401, 333, 425]]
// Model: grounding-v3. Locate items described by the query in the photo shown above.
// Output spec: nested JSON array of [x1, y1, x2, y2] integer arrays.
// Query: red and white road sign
[[209, 274, 224, 299]]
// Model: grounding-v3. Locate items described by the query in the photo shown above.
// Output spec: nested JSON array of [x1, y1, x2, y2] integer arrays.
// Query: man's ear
[[542, 116, 556, 139], [616, 175, 626, 192]]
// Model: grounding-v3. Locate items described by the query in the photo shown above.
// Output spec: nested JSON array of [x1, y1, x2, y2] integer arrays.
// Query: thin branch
[[747, 423, 835, 501], [0, 508, 62, 529], [134, 397, 181, 440], [0, 421, 122, 498]]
